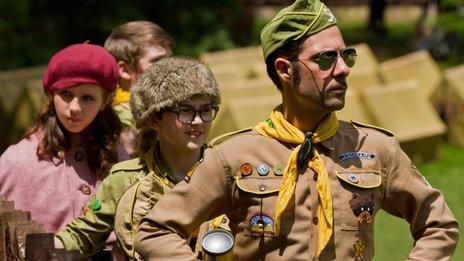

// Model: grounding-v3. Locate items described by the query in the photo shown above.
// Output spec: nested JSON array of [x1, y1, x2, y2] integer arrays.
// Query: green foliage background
[[0, 1, 463, 70], [0, 0, 252, 70]]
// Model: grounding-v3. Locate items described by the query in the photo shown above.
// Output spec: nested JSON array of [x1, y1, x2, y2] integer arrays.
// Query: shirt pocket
[[335, 170, 382, 231], [234, 176, 282, 237], [335, 170, 381, 260]]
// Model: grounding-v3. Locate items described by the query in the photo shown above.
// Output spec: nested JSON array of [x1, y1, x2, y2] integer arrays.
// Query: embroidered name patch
[[339, 151, 376, 162]]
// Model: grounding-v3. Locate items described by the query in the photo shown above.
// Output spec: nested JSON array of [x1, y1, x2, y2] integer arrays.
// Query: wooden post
[[25, 233, 54, 261]]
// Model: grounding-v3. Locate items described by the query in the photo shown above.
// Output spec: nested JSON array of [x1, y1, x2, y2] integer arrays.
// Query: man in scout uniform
[[106, 21, 173, 155], [134, 0, 459, 260]]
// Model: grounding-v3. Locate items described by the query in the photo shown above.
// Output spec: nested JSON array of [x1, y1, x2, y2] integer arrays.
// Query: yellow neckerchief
[[112, 87, 131, 106], [254, 104, 339, 256]]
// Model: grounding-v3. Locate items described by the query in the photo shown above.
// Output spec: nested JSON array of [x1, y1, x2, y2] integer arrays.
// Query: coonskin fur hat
[[131, 56, 221, 128]]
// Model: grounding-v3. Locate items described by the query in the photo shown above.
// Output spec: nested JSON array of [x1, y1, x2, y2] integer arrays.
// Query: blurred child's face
[[130, 44, 171, 87], [138, 44, 172, 73], [150, 95, 215, 153], [53, 84, 109, 133]]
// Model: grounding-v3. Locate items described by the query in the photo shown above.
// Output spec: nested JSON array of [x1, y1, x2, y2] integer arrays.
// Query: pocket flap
[[235, 176, 282, 195], [336, 170, 382, 189]]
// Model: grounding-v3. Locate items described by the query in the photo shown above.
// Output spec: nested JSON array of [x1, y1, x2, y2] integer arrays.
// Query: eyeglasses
[[164, 106, 219, 124], [293, 47, 357, 71]]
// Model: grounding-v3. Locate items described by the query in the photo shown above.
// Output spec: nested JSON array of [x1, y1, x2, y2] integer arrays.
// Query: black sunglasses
[[164, 106, 219, 124], [293, 47, 357, 71]]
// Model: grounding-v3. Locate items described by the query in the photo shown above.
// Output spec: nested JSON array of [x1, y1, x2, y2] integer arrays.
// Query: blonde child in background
[[106, 21, 173, 156]]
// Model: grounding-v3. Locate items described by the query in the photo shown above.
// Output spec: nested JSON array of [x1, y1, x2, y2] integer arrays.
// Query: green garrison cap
[[260, 0, 337, 60]]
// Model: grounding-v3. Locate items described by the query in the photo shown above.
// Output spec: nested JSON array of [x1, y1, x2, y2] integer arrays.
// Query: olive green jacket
[[56, 155, 149, 256], [114, 160, 177, 260]]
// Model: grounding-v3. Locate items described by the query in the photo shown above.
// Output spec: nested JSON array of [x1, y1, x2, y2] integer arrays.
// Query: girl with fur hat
[[55, 56, 222, 260], [0, 43, 129, 235]]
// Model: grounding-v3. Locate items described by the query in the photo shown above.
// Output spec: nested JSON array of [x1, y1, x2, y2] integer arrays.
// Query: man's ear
[[118, 61, 135, 81], [275, 58, 292, 85], [147, 115, 161, 132]]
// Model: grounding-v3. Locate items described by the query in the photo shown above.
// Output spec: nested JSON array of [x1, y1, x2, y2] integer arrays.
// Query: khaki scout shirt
[[135, 121, 459, 260], [56, 157, 147, 256], [114, 157, 176, 260], [115, 144, 230, 260]]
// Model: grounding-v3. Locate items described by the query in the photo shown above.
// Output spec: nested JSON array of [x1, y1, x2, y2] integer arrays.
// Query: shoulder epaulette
[[110, 157, 145, 173], [208, 128, 253, 147], [351, 120, 395, 137]]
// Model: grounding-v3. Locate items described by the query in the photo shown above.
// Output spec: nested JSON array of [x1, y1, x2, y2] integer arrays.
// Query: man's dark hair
[[265, 37, 307, 91]]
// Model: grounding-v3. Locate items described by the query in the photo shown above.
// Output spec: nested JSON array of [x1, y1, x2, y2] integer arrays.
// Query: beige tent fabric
[[362, 80, 446, 162], [0, 66, 45, 153], [379, 50, 443, 100]]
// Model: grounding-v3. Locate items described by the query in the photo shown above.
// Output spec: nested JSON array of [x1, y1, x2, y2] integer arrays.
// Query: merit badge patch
[[90, 198, 101, 211], [339, 151, 376, 162], [349, 193, 374, 224], [249, 214, 274, 236]]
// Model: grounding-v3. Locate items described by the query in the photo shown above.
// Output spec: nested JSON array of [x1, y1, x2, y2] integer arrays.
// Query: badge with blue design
[[257, 163, 269, 176], [348, 173, 359, 184], [249, 214, 274, 236]]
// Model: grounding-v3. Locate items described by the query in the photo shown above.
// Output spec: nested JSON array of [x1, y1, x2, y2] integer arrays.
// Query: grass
[[373, 144, 464, 260]]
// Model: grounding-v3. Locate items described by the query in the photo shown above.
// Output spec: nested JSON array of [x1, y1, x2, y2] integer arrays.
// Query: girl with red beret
[[0, 43, 129, 235]]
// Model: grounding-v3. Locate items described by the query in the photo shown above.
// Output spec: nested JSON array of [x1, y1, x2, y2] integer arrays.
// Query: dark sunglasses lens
[[318, 51, 338, 71], [341, 48, 357, 68]]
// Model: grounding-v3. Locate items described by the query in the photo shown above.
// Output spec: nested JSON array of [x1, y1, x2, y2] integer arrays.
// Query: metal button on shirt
[[348, 173, 359, 184], [258, 184, 267, 192], [257, 163, 269, 176], [79, 184, 91, 195]]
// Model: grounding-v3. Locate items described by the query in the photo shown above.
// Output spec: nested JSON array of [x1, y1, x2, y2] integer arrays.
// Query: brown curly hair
[[24, 98, 122, 178]]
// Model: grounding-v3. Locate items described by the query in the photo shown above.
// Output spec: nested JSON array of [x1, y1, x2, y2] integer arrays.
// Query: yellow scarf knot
[[254, 104, 339, 256], [112, 88, 131, 106]]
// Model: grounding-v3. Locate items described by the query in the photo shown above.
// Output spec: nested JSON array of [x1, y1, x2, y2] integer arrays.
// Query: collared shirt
[[135, 121, 459, 260]]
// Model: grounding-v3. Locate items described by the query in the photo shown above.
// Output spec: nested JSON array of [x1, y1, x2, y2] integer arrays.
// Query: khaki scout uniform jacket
[[56, 156, 148, 256], [115, 145, 230, 260], [135, 121, 459, 260], [114, 155, 176, 260]]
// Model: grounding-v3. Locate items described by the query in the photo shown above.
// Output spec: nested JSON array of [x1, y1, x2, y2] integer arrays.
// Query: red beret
[[43, 43, 119, 93]]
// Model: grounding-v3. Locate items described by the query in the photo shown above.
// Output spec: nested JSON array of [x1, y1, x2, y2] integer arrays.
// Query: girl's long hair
[[24, 99, 122, 178]]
